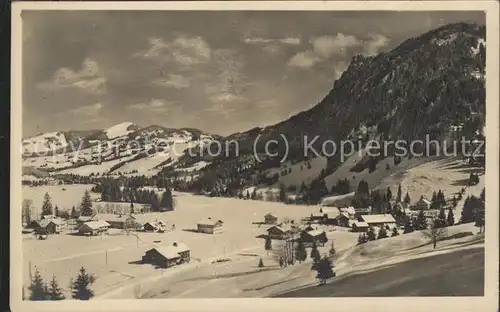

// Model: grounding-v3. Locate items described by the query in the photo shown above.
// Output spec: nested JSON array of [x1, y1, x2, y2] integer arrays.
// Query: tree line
[[28, 266, 96, 301]]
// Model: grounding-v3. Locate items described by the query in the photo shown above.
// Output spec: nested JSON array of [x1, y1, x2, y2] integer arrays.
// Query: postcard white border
[[10, 2, 499, 312]]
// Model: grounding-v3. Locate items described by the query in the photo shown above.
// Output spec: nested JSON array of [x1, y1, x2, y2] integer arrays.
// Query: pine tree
[[71, 206, 78, 218], [436, 208, 447, 228], [160, 188, 173, 211], [279, 183, 286, 203], [265, 236, 272, 252], [41, 193, 53, 216], [29, 268, 48, 301], [447, 208, 455, 226], [310, 241, 321, 262], [366, 227, 376, 241], [403, 216, 414, 234], [149, 191, 160, 211], [80, 190, 93, 217], [251, 188, 257, 200], [48, 275, 65, 300], [480, 188, 485, 203], [386, 187, 392, 201], [391, 227, 399, 237], [295, 240, 307, 263], [404, 192, 411, 205], [416, 209, 428, 230], [377, 226, 388, 239], [357, 233, 366, 245], [314, 256, 335, 285], [246, 190, 250, 199], [130, 201, 134, 214], [258, 257, 264, 268], [72, 267, 96, 300], [396, 184, 402, 203], [54, 205, 60, 217]]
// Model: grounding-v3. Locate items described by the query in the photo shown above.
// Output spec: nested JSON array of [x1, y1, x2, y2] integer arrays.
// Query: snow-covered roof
[[352, 221, 369, 228], [198, 218, 223, 226], [82, 220, 110, 230], [150, 243, 190, 260], [361, 214, 396, 224], [306, 229, 325, 237]]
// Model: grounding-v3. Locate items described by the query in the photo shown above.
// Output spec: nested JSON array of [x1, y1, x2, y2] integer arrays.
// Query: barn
[[142, 242, 191, 268], [197, 217, 224, 234], [78, 220, 110, 236], [360, 214, 397, 228], [351, 220, 369, 232]]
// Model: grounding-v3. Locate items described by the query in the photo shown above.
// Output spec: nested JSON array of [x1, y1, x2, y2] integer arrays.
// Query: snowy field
[[22, 192, 328, 299]]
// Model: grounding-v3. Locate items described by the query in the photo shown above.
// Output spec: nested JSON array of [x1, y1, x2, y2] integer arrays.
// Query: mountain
[[22, 23, 486, 197], [170, 22, 486, 196], [21, 122, 219, 177]]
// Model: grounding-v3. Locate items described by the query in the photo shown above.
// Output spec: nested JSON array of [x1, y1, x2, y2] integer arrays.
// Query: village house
[[197, 217, 224, 234], [33, 218, 67, 234], [336, 212, 354, 227], [103, 214, 139, 229], [76, 215, 95, 224], [267, 224, 293, 240], [351, 220, 369, 232], [360, 214, 397, 229], [299, 229, 328, 247], [142, 242, 191, 268], [264, 213, 278, 224], [78, 220, 110, 236], [142, 220, 166, 232], [414, 198, 431, 211], [322, 207, 341, 225], [310, 211, 325, 222]]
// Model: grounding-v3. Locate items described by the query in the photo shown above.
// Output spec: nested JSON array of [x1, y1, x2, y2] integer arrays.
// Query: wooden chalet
[[360, 214, 397, 228], [78, 220, 110, 236], [33, 218, 67, 234], [264, 213, 278, 224], [351, 220, 369, 232], [142, 242, 191, 268], [197, 217, 224, 234], [300, 229, 327, 246]]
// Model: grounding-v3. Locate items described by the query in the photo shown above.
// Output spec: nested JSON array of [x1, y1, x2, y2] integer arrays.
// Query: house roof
[[352, 221, 369, 228], [78, 216, 94, 222], [41, 214, 55, 219], [198, 218, 223, 226], [150, 243, 190, 260], [82, 220, 111, 230], [418, 199, 431, 205], [337, 211, 353, 220], [267, 224, 292, 234], [340, 206, 356, 215], [322, 207, 341, 219], [49, 218, 66, 225], [305, 229, 325, 237], [361, 214, 396, 224]]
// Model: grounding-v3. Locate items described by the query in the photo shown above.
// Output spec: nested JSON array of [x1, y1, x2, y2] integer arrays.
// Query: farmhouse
[[143, 220, 166, 232], [142, 242, 191, 268], [300, 229, 327, 246], [351, 220, 369, 232], [77, 215, 95, 224], [33, 218, 67, 234], [267, 224, 292, 240], [197, 217, 224, 234], [78, 220, 110, 236], [360, 214, 397, 228], [336, 212, 354, 227], [264, 213, 278, 224], [322, 207, 341, 225], [415, 198, 431, 211], [103, 214, 138, 229], [310, 211, 325, 221]]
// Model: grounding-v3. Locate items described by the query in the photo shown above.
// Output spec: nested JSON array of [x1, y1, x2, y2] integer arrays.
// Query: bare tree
[[424, 219, 448, 249], [22, 199, 33, 225]]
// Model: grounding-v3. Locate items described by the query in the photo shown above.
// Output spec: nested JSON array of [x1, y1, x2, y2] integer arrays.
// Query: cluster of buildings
[[310, 206, 397, 232], [263, 213, 328, 246]]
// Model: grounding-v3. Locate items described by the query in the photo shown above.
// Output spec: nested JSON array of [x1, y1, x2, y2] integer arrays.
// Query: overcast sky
[[22, 10, 485, 137]]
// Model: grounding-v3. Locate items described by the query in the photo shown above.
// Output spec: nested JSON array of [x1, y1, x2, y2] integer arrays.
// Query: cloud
[[127, 99, 172, 112], [311, 34, 360, 58], [243, 36, 301, 45], [363, 34, 390, 55], [136, 36, 211, 66], [37, 58, 106, 94], [153, 74, 191, 89], [71, 102, 103, 116], [287, 50, 320, 69], [288, 33, 390, 69]]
